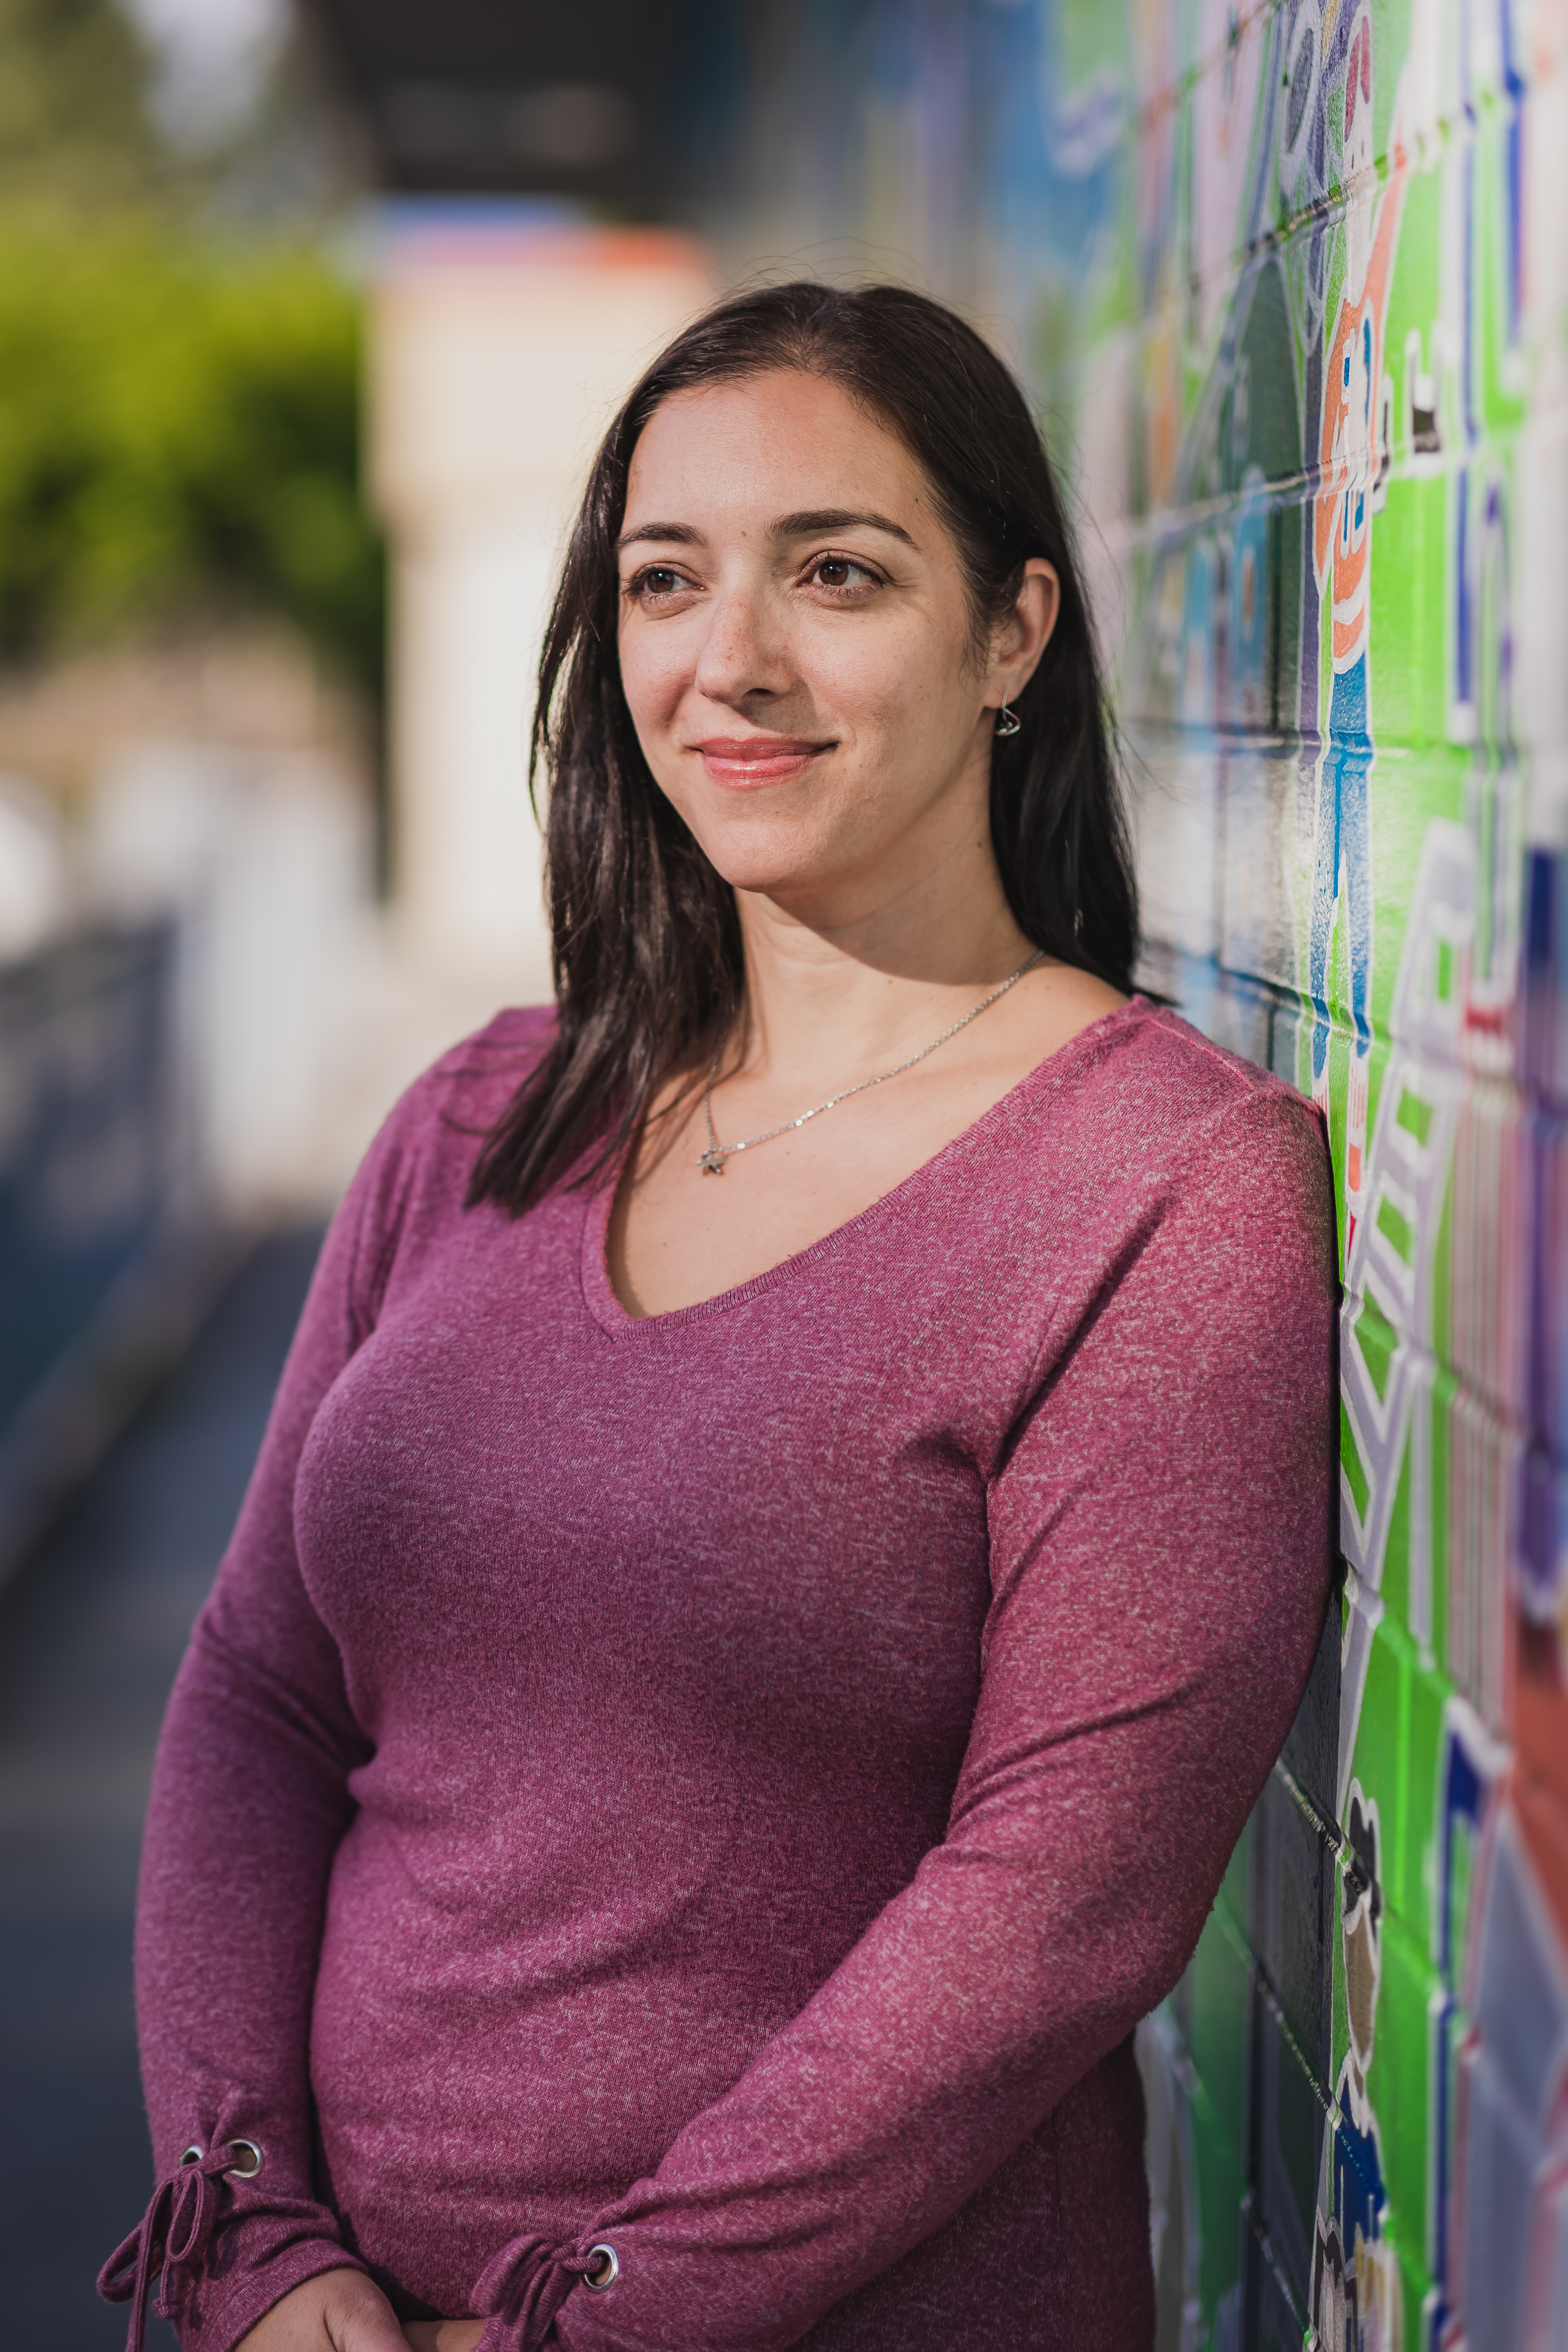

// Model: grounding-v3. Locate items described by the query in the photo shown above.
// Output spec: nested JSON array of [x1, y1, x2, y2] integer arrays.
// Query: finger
[[321, 2272, 413, 2352]]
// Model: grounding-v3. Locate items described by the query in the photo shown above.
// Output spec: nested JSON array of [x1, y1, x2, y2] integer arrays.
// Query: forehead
[[622, 370, 927, 528]]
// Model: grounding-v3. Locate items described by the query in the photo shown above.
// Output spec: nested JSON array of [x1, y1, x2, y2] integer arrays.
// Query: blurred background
[[0, 8, 721, 2341], [4, 3, 1566, 2349]]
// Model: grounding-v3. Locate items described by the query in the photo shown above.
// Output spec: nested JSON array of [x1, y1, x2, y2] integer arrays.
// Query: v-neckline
[[578, 996, 1150, 1335]]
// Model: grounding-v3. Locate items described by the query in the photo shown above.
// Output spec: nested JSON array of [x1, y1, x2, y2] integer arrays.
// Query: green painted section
[[1354, 1299, 1398, 1407], [1375, 1194, 1416, 1265]]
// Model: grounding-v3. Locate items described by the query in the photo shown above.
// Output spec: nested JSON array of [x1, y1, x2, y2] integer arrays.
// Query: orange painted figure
[[1308, 0, 1408, 1229]]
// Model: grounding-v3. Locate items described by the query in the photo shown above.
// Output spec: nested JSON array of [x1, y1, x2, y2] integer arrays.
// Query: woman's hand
[[234, 2269, 412, 2350], [402, 2325, 486, 2350]]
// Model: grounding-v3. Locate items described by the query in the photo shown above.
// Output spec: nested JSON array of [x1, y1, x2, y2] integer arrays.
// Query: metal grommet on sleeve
[[178, 2145, 204, 2167], [224, 2139, 263, 2178], [582, 2243, 619, 2291]]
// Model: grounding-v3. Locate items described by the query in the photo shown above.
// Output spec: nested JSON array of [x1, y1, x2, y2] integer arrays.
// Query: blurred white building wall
[[0, 778, 69, 959], [86, 743, 373, 1214], [367, 216, 716, 1001]]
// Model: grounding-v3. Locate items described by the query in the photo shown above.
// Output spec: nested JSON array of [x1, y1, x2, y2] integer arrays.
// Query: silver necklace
[[698, 950, 1044, 1175]]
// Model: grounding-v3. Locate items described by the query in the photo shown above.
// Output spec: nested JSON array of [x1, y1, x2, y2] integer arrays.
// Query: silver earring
[[995, 703, 1022, 738]]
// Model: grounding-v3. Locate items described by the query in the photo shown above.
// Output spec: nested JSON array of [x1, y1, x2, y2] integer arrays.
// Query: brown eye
[[638, 567, 686, 596], [811, 557, 876, 592]]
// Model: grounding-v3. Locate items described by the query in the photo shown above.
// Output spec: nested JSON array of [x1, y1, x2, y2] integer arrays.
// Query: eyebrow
[[771, 507, 917, 546], [617, 507, 916, 553], [618, 521, 703, 550]]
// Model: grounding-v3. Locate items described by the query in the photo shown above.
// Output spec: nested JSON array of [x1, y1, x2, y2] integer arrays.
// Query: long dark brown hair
[[468, 280, 1137, 1216]]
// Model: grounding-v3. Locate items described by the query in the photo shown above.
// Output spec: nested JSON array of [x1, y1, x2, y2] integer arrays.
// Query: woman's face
[[615, 368, 1055, 917]]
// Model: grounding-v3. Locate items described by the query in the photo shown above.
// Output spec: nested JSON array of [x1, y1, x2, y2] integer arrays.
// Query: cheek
[[804, 614, 969, 744], [617, 621, 693, 741]]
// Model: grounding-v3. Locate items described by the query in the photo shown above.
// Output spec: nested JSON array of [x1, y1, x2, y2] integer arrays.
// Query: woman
[[102, 283, 1335, 2352]]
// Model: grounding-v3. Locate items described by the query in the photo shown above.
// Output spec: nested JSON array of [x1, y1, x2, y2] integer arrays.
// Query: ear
[[984, 558, 1060, 716]]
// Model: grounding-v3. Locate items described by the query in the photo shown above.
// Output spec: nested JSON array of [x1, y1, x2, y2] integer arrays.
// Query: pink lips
[[695, 736, 829, 788]]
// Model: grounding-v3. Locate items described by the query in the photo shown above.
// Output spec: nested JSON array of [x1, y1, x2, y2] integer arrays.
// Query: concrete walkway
[[0, 1230, 323, 2349]]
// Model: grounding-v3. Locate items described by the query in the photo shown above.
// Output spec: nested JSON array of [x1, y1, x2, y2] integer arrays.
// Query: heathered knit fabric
[[128, 996, 1336, 2352]]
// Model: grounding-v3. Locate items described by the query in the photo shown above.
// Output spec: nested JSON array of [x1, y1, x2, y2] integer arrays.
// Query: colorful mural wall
[[688, 1, 1568, 2342]]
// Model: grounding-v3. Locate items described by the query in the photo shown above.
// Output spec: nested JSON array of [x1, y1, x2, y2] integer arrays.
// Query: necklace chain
[[698, 950, 1044, 1175]]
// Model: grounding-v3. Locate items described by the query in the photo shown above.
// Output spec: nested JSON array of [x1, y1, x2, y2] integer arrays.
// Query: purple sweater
[[117, 998, 1334, 2352]]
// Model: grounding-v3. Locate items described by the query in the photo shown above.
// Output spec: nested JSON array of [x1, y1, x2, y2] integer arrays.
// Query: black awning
[[301, 0, 685, 199]]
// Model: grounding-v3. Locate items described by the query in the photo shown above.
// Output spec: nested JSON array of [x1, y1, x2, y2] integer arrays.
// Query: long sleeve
[[512, 1091, 1336, 2352], [120, 1094, 423, 2352]]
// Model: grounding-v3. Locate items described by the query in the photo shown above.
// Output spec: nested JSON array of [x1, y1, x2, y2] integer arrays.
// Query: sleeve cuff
[[176, 2233, 371, 2352]]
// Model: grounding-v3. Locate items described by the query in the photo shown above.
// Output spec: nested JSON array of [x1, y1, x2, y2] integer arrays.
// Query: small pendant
[[698, 1147, 727, 1175]]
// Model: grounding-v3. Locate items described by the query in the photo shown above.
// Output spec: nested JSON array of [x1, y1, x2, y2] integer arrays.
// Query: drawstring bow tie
[[473, 2233, 615, 2350], [98, 2141, 256, 2352]]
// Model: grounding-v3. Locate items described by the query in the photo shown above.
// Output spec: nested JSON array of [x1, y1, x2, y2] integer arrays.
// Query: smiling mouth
[[694, 736, 832, 788]]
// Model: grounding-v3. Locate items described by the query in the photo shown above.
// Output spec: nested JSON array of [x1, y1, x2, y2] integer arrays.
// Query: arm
[[480, 1091, 1336, 2352], [104, 1099, 422, 2352]]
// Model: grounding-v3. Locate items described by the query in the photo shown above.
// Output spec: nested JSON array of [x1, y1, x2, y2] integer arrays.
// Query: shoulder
[[1063, 995, 1318, 1140], [1011, 1002, 1338, 1408], [335, 1004, 557, 1328], [1026, 995, 1336, 1266], [409, 1003, 558, 1135], [375, 1002, 556, 1146]]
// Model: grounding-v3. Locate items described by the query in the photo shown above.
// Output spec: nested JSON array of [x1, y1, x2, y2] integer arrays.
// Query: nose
[[692, 579, 792, 709]]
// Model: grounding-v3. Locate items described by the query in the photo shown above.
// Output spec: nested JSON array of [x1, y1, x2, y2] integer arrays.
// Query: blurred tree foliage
[[0, 2, 383, 698], [0, 0, 165, 209], [0, 225, 383, 693]]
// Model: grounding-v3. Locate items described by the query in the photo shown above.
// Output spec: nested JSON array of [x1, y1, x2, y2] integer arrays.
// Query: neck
[[728, 842, 1035, 1094]]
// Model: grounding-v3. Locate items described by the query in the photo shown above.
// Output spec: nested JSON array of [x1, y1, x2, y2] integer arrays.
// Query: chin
[[706, 853, 831, 899], [687, 808, 851, 898]]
